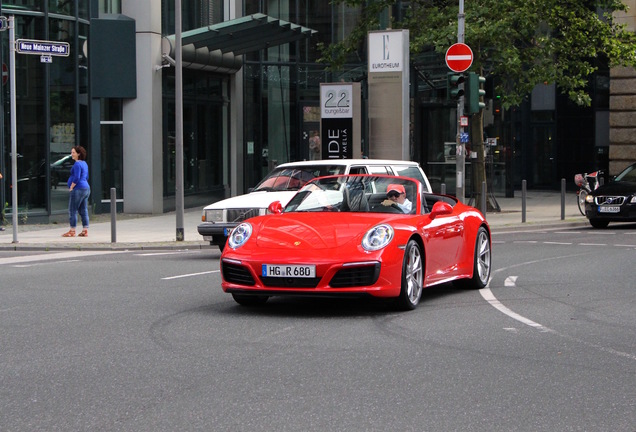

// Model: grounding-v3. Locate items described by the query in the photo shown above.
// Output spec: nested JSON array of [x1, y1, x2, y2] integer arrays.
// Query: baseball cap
[[386, 184, 406, 195]]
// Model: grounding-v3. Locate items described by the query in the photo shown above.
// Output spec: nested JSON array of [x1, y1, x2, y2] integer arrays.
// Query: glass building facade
[[0, 0, 608, 224], [1, 2, 89, 222]]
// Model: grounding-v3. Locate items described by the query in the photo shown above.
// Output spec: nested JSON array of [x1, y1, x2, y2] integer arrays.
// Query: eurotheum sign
[[368, 31, 404, 73]]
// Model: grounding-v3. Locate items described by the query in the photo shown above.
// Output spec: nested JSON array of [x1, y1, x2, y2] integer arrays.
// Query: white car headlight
[[585, 194, 594, 203], [362, 224, 394, 251], [630, 195, 636, 204], [228, 222, 253, 249], [204, 209, 223, 223]]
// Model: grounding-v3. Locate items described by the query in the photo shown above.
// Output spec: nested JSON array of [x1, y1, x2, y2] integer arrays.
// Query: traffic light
[[493, 94, 502, 116], [446, 73, 465, 101], [464, 72, 486, 114]]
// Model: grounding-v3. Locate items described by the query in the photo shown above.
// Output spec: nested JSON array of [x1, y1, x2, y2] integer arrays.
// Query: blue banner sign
[[16, 39, 70, 57]]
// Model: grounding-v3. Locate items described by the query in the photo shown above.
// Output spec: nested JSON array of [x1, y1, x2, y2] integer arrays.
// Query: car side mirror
[[268, 201, 284, 214], [429, 201, 453, 219]]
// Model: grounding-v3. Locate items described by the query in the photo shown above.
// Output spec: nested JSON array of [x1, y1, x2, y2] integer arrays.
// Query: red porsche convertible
[[220, 174, 491, 310]]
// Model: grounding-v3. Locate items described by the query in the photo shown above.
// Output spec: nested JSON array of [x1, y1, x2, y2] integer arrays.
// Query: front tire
[[589, 219, 609, 229], [396, 240, 424, 311], [458, 226, 491, 289]]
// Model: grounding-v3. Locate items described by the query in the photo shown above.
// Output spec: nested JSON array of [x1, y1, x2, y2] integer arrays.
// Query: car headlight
[[362, 224, 394, 251], [204, 209, 223, 223], [631, 195, 636, 204], [228, 222, 253, 249], [585, 194, 594, 203]]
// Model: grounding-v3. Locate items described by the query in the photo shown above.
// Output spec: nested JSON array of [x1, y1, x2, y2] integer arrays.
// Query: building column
[[609, 66, 636, 175], [121, 0, 163, 213]]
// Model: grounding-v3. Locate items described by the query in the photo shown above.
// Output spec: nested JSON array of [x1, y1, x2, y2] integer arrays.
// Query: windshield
[[614, 164, 636, 183], [284, 175, 418, 215], [254, 165, 347, 192]]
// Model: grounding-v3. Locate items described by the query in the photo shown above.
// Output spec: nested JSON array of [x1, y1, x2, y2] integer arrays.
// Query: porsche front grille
[[329, 264, 381, 288]]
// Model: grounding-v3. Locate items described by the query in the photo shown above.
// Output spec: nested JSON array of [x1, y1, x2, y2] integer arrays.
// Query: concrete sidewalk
[[0, 190, 590, 250]]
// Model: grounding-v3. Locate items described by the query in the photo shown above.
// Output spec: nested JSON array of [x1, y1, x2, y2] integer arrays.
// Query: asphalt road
[[1, 225, 635, 431]]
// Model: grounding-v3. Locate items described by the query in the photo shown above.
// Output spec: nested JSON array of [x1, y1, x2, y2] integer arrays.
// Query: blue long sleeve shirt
[[67, 160, 90, 189]]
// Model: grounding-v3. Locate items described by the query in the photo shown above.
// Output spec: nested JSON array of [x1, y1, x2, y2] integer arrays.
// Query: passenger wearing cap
[[382, 183, 412, 213]]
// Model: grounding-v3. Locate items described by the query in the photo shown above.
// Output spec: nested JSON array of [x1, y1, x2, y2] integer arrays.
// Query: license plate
[[224, 227, 233, 236], [598, 206, 620, 213], [262, 264, 316, 278]]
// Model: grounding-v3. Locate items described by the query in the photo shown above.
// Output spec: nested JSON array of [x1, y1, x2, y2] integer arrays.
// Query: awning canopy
[[162, 13, 317, 73]]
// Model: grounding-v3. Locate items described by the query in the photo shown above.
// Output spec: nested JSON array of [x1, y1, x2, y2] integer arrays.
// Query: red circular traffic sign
[[445, 43, 473, 73]]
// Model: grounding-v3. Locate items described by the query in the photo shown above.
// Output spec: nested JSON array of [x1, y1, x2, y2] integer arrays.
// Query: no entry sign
[[445, 43, 473, 73]]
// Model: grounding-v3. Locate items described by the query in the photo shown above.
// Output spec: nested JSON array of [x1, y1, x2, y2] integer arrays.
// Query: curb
[[0, 241, 213, 252]]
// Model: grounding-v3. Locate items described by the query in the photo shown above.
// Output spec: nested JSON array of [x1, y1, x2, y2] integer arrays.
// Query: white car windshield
[[254, 166, 347, 192], [284, 175, 418, 215]]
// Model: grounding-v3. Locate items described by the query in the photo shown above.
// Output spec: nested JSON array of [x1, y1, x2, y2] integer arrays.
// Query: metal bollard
[[441, 183, 446, 195], [110, 188, 117, 243], [522, 180, 527, 223], [561, 178, 566, 220]]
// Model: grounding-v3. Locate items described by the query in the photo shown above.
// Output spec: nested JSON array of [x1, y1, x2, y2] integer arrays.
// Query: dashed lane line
[[162, 270, 220, 280]]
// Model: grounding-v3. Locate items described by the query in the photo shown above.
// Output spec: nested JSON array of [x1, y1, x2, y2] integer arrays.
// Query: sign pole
[[9, 16, 18, 242], [175, 0, 185, 241], [456, 0, 466, 203]]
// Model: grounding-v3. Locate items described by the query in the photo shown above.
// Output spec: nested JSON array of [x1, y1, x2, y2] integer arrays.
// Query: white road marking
[[162, 270, 219, 280], [504, 276, 518, 287], [0, 250, 129, 266], [544, 241, 571, 245], [483, 252, 636, 361], [13, 259, 81, 268], [579, 243, 607, 246], [136, 251, 200, 256], [480, 287, 552, 332]]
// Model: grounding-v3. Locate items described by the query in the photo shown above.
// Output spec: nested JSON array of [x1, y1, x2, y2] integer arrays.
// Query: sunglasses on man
[[387, 191, 403, 198]]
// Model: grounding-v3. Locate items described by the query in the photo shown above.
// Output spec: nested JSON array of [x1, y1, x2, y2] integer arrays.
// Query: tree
[[318, 0, 636, 204]]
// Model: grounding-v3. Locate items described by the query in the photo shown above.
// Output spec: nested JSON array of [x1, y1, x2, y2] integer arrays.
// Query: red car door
[[420, 207, 464, 285]]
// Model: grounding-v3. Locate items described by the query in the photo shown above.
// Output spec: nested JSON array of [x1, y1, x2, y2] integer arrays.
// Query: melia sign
[[320, 83, 361, 159]]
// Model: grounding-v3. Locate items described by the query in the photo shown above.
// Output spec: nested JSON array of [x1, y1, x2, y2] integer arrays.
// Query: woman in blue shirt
[[62, 146, 90, 237]]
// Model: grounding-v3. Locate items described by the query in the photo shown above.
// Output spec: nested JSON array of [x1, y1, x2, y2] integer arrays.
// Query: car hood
[[203, 191, 296, 210], [253, 213, 401, 250], [591, 181, 636, 197]]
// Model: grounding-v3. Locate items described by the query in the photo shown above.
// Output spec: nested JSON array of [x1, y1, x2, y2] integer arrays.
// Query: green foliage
[[319, 0, 636, 107]]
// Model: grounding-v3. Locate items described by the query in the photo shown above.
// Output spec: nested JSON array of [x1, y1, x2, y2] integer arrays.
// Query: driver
[[382, 184, 412, 213]]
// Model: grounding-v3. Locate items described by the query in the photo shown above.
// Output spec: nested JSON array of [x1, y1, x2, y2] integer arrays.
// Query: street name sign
[[16, 39, 70, 57], [445, 43, 473, 73]]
